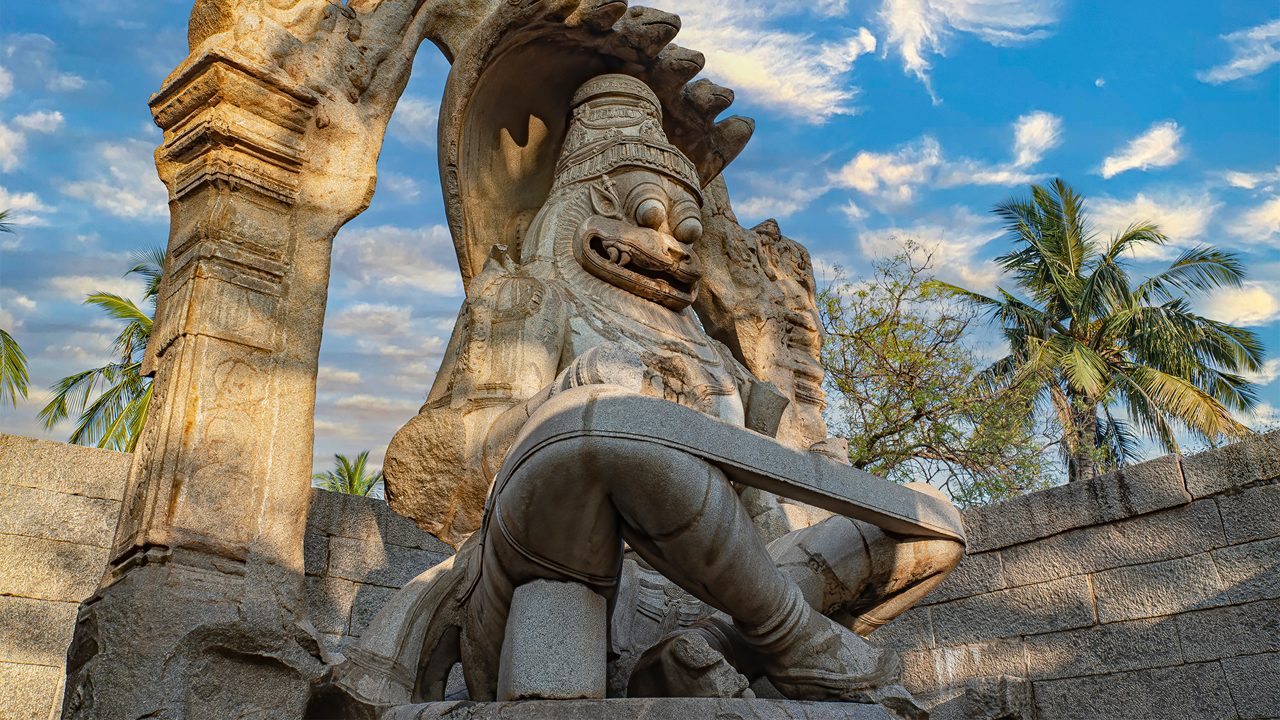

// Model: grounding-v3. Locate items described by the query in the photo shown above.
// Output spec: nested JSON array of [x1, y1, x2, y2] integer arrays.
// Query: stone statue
[[315, 73, 965, 718]]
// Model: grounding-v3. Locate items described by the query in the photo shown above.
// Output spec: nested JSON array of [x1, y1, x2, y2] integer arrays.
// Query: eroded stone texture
[[385, 698, 893, 719]]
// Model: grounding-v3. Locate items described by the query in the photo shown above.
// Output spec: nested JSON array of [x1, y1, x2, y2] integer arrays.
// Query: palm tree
[[0, 210, 29, 407], [313, 451, 384, 497], [939, 179, 1265, 482], [38, 248, 166, 452]]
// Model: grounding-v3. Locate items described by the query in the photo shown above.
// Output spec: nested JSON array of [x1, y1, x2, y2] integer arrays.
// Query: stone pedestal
[[385, 699, 894, 720], [498, 581, 608, 701]]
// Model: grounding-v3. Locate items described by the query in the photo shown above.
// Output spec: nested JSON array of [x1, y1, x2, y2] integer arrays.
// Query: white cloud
[[0, 66, 12, 100], [733, 171, 831, 220], [1100, 121, 1185, 179], [1222, 167, 1280, 191], [62, 139, 169, 219], [333, 224, 462, 297], [1090, 192, 1219, 259], [318, 367, 363, 388], [0, 122, 25, 172], [1012, 111, 1063, 167], [833, 114, 1058, 205], [1240, 402, 1280, 432], [1094, 77, 1106, 88], [834, 136, 943, 204], [390, 96, 438, 145], [2, 34, 87, 94], [1198, 19, 1280, 85], [0, 186, 49, 227], [659, 2, 878, 121], [1244, 359, 1280, 387], [48, 274, 146, 304], [878, 0, 1059, 99], [12, 110, 64, 134], [48, 73, 86, 92], [1199, 282, 1280, 327], [1233, 196, 1280, 243], [327, 303, 414, 340], [856, 207, 1003, 290], [381, 172, 421, 202]]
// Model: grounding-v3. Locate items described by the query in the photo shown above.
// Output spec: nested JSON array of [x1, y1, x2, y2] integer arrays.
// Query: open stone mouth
[[589, 235, 698, 297]]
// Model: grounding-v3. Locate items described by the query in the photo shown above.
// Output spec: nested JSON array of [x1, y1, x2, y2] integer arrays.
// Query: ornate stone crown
[[552, 74, 702, 198]]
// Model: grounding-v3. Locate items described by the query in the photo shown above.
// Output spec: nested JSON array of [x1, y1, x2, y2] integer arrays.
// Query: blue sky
[[0, 0, 1277, 473]]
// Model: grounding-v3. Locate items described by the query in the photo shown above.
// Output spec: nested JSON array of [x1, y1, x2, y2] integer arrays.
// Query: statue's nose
[[666, 241, 691, 264]]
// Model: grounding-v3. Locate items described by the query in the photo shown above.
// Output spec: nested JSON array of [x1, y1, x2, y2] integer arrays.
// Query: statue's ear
[[588, 177, 624, 220]]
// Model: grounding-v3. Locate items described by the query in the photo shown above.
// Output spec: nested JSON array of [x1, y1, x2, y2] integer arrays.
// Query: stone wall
[[880, 430, 1280, 720], [3, 431, 1278, 719], [0, 434, 449, 720]]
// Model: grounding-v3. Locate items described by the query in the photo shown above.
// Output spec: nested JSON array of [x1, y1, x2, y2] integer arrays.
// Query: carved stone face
[[574, 168, 704, 311]]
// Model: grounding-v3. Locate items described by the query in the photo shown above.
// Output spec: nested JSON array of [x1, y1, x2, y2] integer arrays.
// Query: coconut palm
[[0, 210, 29, 407], [313, 451, 384, 497], [939, 179, 1265, 482], [38, 248, 166, 452]]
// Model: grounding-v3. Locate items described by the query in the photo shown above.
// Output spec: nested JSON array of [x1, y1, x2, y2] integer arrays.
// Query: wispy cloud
[[833, 111, 1060, 205], [1232, 196, 1280, 244], [1221, 166, 1280, 191], [1199, 282, 1280, 327], [0, 185, 50, 229], [1100, 121, 1185, 179], [661, 1, 878, 122], [1, 34, 87, 93], [1198, 19, 1280, 84], [856, 207, 1004, 291], [0, 66, 12, 101], [0, 122, 25, 173], [332, 224, 462, 297], [12, 110, 64, 134], [1090, 192, 1220, 260], [389, 96, 439, 146], [62, 139, 169, 219], [878, 0, 1060, 100]]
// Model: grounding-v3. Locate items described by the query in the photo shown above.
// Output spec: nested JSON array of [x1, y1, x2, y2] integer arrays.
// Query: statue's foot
[[628, 630, 754, 699], [758, 603, 901, 702]]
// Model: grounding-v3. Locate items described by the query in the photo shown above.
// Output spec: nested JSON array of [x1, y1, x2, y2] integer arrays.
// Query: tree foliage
[[820, 243, 1051, 506], [939, 179, 1265, 482], [38, 248, 166, 452], [313, 451, 384, 497], [0, 210, 30, 407]]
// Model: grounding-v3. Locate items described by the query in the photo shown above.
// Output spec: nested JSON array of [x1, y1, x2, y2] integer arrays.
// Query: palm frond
[[0, 328, 29, 406], [1137, 246, 1247, 302], [0, 209, 13, 234]]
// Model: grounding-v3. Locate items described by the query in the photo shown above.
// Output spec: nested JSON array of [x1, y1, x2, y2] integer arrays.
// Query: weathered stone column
[[60, 51, 331, 720], [59, 1, 500, 715]]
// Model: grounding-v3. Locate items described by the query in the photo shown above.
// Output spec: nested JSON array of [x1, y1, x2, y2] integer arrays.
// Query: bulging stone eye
[[636, 198, 666, 230], [674, 217, 703, 244]]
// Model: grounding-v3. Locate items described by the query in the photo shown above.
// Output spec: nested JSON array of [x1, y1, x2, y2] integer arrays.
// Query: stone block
[[1024, 617, 1182, 680], [1178, 600, 1280, 663], [0, 596, 78, 666], [1218, 481, 1280, 544], [307, 575, 356, 636], [498, 580, 607, 701], [0, 433, 131, 501], [385, 699, 894, 719], [1183, 430, 1280, 498], [374, 501, 455, 554], [929, 576, 1095, 646], [899, 637, 1026, 695], [327, 535, 449, 588], [0, 661, 63, 720], [0, 534, 109, 603], [871, 606, 934, 653], [304, 531, 329, 577], [0, 483, 120, 547], [307, 489, 382, 541], [963, 455, 1189, 553], [1000, 500, 1225, 588], [1092, 553, 1227, 623], [1213, 537, 1280, 604], [1222, 652, 1280, 720], [921, 551, 1007, 605], [915, 675, 1033, 720], [349, 583, 396, 638], [1033, 661, 1236, 720]]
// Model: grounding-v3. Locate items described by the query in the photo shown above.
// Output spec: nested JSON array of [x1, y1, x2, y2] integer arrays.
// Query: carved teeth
[[606, 246, 621, 264], [619, 251, 632, 267]]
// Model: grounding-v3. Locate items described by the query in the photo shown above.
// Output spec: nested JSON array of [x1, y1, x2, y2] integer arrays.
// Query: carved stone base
[[384, 699, 894, 719]]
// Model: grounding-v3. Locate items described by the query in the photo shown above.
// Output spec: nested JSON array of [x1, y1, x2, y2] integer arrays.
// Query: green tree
[[939, 179, 1265, 483], [313, 451, 384, 497], [820, 243, 1051, 506], [38, 248, 166, 452], [0, 210, 30, 407]]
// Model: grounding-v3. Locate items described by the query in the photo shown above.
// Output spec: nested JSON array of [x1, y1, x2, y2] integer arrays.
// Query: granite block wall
[[3, 430, 1277, 719], [0, 434, 450, 720], [879, 430, 1280, 720]]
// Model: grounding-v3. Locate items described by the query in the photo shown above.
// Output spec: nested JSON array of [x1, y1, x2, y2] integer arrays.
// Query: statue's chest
[[564, 308, 746, 426]]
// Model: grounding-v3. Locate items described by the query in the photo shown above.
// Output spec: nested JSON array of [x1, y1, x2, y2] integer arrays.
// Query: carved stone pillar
[[60, 51, 331, 720]]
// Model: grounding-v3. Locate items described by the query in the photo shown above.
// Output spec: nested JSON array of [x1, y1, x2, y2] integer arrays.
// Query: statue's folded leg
[[466, 434, 895, 701]]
